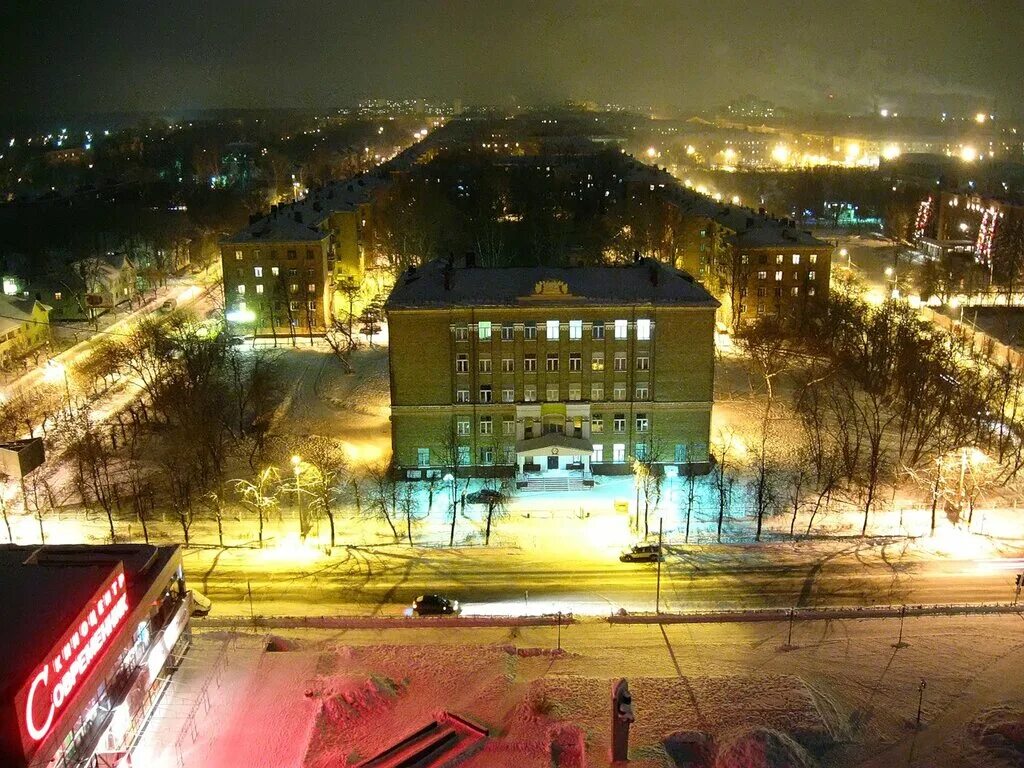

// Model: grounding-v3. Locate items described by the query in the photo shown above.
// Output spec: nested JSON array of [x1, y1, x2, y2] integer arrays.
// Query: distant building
[[220, 175, 387, 335], [0, 297, 50, 366], [25, 253, 138, 321], [385, 257, 718, 486]]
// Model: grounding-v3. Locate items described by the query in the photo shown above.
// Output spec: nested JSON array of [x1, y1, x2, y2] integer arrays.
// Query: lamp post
[[44, 360, 72, 416], [291, 454, 304, 538]]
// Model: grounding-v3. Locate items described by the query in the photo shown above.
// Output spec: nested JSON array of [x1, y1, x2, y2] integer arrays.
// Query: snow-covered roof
[[386, 257, 719, 310], [0, 296, 47, 335]]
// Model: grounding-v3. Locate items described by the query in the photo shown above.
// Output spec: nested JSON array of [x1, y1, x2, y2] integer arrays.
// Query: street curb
[[607, 603, 1024, 624], [196, 613, 575, 630]]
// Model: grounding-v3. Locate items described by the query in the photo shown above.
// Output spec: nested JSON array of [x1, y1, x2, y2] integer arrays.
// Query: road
[[184, 533, 1024, 618]]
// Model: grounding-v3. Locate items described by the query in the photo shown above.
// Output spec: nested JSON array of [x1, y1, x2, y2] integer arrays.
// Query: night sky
[[1, 0, 1022, 117]]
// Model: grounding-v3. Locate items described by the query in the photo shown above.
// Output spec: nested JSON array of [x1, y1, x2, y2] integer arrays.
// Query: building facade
[[0, 544, 192, 768], [731, 226, 831, 322], [0, 297, 51, 366], [385, 257, 718, 481]]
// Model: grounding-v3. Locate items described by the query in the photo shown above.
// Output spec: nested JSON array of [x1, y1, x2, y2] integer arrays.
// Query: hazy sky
[[1, 0, 1022, 117]]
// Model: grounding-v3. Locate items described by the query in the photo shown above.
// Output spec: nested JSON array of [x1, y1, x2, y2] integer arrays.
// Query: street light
[[291, 455, 304, 538], [44, 360, 72, 415]]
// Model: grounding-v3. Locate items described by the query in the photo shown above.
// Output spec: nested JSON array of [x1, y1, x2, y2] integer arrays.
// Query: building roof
[[0, 297, 47, 335], [385, 257, 719, 310], [0, 544, 180, 702]]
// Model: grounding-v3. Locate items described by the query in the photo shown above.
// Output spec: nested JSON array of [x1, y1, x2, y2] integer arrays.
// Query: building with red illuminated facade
[[0, 544, 191, 768]]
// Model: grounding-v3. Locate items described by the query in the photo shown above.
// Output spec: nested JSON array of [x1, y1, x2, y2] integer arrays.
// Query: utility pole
[[895, 604, 908, 648], [916, 679, 927, 729], [655, 517, 664, 614], [787, 608, 795, 647]]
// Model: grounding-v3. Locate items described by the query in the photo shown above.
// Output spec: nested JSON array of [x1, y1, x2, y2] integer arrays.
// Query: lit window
[[791, 286, 800, 296], [524, 385, 537, 402], [546, 320, 559, 339], [809, 270, 816, 281], [636, 318, 651, 340], [478, 321, 492, 340], [775, 254, 784, 264], [740, 254, 749, 265], [614, 319, 628, 339], [757, 270, 767, 280], [613, 443, 626, 463], [254, 266, 263, 277], [792, 254, 801, 265], [237, 284, 246, 294], [809, 286, 817, 296], [592, 352, 604, 371], [774, 271, 783, 281], [290, 283, 299, 293], [809, 254, 818, 264], [54, 291, 62, 301], [256, 284, 264, 294], [307, 283, 316, 293], [458, 445, 470, 464], [234, 250, 243, 260], [417, 448, 430, 467], [271, 266, 279, 276], [592, 417, 604, 433], [569, 320, 582, 340], [592, 444, 604, 463]]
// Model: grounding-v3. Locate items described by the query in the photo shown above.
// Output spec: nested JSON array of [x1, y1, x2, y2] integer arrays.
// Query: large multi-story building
[[385, 256, 718, 483], [220, 175, 387, 335]]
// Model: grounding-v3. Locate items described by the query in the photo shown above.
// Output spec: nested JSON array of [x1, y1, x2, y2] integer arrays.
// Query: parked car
[[465, 489, 503, 505], [160, 298, 177, 313], [411, 594, 461, 616], [619, 543, 663, 563], [189, 590, 212, 617], [227, 335, 246, 347]]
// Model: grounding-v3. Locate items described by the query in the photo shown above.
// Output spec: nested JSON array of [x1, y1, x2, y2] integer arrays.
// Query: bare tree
[[367, 463, 400, 540], [299, 436, 348, 548], [234, 467, 280, 548]]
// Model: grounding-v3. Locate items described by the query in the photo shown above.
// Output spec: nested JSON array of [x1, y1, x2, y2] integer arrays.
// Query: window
[[591, 382, 604, 400], [792, 254, 801, 265], [271, 266, 280, 276], [256, 284, 264, 294], [502, 418, 515, 435], [592, 416, 604, 434], [502, 388, 514, 402], [524, 385, 537, 402], [809, 254, 818, 264], [636, 355, 649, 371], [613, 444, 626, 463], [614, 319, 628, 339], [613, 384, 626, 401], [774, 286, 783, 298], [546, 385, 559, 401], [740, 254, 749, 265], [592, 321, 605, 340], [289, 268, 298, 277], [456, 389, 470, 402], [457, 445, 471, 465], [306, 249, 315, 260], [479, 416, 493, 435], [232, 249, 245, 261], [457, 419, 471, 436], [569, 353, 582, 371], [478, 357, 492, 373], [54, 291, 62, 301], [674, 444, 687, 463], [454, 326, 469, 342], [775, 254, 784, 264], [568, 384, 582, 401], [502, 358, 515, 373], [501, 323, 514, 341], [592, 444, 604, 463], [636, 318, 651, 340], [306, 268, 315, 278], [635, 443, 649, 461], [791, 286, 800, 296], [809, 286, 817, 296], [636, 414, 649, 432], [289, 300, 299, 312], [479, 385, 492, 402], [307, 283, 316, 293], [613, 414, 626, 432], [614, 353, 627, 371], [456, 354, 469, 373], [546, 354, 559, 372], [569, 320, 582, 340], [503, 445, 515, 465], [290, 283, 299, 293], [757, 270, 768, 280], [237, 284, 246, 295], [287, 249, 297, 260], [524, 322, 537, 340], [809, 270, 816, 281], [636, 384, 649, 400], [592, 352, 604, 371], [479, 447, 494, 465], [254, 266, 263, 278], [546, 319, 560, 339], [524, 354, 537, 372], [417, 448, 430, 467], [775, 270, 783, 282], [757, 286, 767, 297], [478, 321, 492, 340], [757, 302, 765, 315]]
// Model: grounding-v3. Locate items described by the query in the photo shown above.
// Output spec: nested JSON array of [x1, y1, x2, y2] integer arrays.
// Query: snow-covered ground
[[132, 612, 1024, 768]]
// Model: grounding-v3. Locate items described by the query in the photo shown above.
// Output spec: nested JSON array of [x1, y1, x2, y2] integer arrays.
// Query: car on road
[[411, 594, 461, 616], [619, 543, 663, 563], [227, 335, 246, 347], [160, 298, 177, 313], [465, 489, 503, 505]]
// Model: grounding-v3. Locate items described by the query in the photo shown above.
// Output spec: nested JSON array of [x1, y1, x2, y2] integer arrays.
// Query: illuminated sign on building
[[15, 565, 130, 755]]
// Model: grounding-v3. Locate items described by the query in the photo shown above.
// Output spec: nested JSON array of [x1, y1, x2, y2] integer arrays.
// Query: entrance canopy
[[515, 433, 594, 457]]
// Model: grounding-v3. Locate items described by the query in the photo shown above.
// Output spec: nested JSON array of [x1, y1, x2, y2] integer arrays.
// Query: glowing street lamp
[[960, 146, 977, 163], [44, 360, 72, 414], [771, 144, 791, 164]]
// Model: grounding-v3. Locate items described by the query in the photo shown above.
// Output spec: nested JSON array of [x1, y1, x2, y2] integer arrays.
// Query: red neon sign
[[16, 564, 130, 754]]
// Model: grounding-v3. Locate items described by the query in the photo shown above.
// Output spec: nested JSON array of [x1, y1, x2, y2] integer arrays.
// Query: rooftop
[[385, 256, 719, 310]]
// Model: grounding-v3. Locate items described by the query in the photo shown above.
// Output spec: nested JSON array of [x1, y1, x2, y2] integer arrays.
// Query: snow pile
[[713, 727, 818, 768], [266, 635, 300, 652], [549, 724, 586, 767], [968, 705, 1024, 767], [663, 731, 713, 767]]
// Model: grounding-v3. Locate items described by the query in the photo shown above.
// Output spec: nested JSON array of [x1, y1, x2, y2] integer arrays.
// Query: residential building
[[385, 256, 718, 482], [0, 297, 51, 366]]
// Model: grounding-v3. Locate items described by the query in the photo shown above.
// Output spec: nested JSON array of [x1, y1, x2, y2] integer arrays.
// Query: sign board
[[14, 564, 130, 758]]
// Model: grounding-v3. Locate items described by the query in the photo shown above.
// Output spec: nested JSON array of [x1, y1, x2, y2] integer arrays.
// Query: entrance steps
[[520, 476, 588, 492], [354, 712, 488, 768]]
